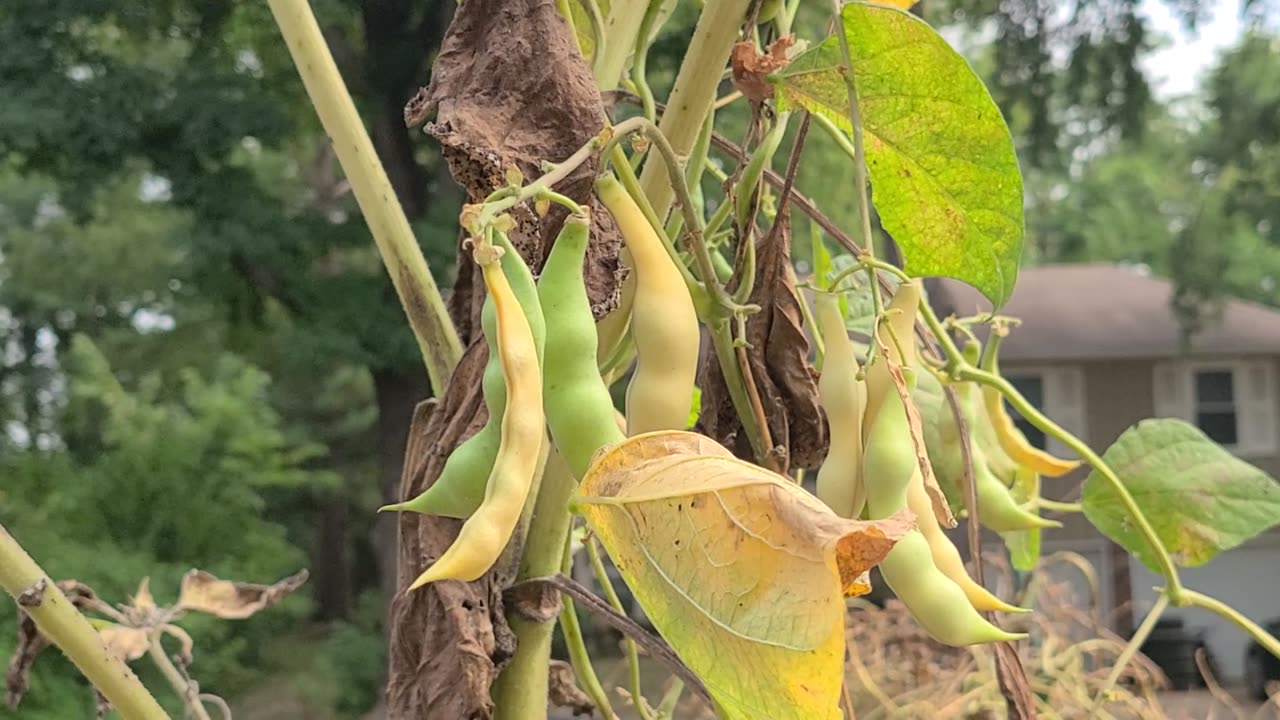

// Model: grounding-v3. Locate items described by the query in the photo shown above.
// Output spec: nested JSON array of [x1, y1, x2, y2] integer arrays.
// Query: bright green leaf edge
[[1081, 418, 1280, 573], [771, 2, 1024, 308]]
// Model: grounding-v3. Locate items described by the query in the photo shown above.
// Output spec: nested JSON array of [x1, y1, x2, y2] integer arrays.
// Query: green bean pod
[[862, 372, 918, 520], [876, 531, 1027, 646], [864, 279, 922, 426], [537, 211, 627, 480], [380, 231, 545, 519], [815, 292, 867, 519], [972, 447, 1061, 532]]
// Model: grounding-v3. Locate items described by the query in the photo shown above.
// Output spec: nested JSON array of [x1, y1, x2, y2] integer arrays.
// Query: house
[[929, 262, 1280, 682]]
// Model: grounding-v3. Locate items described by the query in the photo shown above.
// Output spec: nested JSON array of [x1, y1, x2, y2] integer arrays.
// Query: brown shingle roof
[[929, 263, 1280, 362]]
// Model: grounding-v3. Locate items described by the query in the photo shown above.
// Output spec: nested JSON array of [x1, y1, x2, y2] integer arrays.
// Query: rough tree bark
[[385, 1, 621, 717]]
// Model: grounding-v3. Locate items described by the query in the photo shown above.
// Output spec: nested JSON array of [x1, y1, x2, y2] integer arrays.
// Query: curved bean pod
[[876, 531, 1027, 646], [815, 292, 867, 518], [905, 468, 1029, 614], [537, 212, 627, 480], [409, 244, 546, 587], [596, 173, 699, 436], [381, 231, 545, 519]]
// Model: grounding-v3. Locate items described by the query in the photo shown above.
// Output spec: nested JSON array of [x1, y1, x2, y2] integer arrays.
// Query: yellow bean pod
[[409, 245, 545, 587], [983, 385, 1081, 477], [815, 292, 867, 519], [596, 173, 699, 436]]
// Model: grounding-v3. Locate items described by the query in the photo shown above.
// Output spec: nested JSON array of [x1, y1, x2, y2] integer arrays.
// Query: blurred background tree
[[0, 0, 1277, 716]]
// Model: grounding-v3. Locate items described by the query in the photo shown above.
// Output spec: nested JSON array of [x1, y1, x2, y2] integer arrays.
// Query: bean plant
[[3, 0, 1279, 718]]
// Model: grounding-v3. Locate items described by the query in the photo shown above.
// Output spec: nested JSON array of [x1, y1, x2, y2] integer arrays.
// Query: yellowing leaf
[[772, 3, 1023, 307], [870, 0, 917, 8], [574, 431, 911, 720], [178, 569, 308, 620]]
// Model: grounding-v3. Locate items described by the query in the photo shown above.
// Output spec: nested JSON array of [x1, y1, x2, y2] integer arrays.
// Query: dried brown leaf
[[731, 36, 795, 103], [6, 581, 98, 710], [178, 569, 308, 620], [98, 625, 150, 663], [547, 659, 594, 716], [129, 578, 156, 612], [389, 0, 614, 717], [699, 211, 827, 471]]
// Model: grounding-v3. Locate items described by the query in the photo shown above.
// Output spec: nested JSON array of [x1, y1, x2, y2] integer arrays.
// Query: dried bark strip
[[388, 0, 619, 717]]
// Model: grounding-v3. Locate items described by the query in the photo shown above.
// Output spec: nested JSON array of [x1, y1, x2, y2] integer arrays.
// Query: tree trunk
[[372, 367, 432, 608]]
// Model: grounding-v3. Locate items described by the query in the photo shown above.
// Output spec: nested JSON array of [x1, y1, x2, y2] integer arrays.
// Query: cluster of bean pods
[[815, 281, 1039, 646], [383, 168, 701, 588]]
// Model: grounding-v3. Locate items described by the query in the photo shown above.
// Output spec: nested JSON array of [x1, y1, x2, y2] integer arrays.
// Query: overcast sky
[[1141, 0, 1242, 98]]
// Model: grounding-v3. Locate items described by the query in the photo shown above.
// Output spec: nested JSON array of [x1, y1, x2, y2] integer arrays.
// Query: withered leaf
[[6, 580, 98, 710], [699, 211, 827, 472], [178, 569, 308, 620], [547, 659, 594, 716], [574, 431, 911, 720], [98, 625, 149, 663], [731, 36, 795, 103]]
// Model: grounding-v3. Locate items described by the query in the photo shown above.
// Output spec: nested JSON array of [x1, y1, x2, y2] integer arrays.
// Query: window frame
[[1190, 366, 1240, 448], [998, 364, 1087, 458]]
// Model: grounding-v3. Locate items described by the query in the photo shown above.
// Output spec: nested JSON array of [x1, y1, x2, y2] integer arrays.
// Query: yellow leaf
[[871, 0, 918, 9], [177, 569, 308, 620], [574, 431, 911, 720]]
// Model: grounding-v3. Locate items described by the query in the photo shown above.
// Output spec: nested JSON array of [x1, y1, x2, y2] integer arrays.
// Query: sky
[[1141, 0, 1243, 98]]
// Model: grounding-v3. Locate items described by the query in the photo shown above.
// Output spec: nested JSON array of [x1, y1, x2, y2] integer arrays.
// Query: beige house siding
[[1003, 357, 1280, 539]]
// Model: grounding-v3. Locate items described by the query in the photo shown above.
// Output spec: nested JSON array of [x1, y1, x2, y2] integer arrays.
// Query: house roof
[[928, 263, 1280, 362]]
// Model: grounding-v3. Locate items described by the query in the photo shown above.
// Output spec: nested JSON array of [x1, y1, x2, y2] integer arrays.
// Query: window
[[1006, 374, 1048, 450], [998, 366, 1087, 457], [1193, 369, 1238, 445], [1153, 359, 1277, 456]]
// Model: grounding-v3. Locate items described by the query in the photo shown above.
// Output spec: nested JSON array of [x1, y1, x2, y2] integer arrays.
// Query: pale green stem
[[630, 0, 669, 123], [558, 529, 619, 720], [492, 448, 578, 720], [637, 0, 754, 222], [583, 0, 608, 78], [1178, 588, 1280, 661], [267, 0, 462, 390], [811, 112, 858, 163], [655, 679, 685, 720], [149, 633, 212, 720], [586, 538, 654, 720], [1036, 498, 1083, 513], [597, 2, 651, 90], [0, 525, 168, 720], [554, 0, 578, 42], [829, 0, 884, 370], [1090, 593, 1168, 712]]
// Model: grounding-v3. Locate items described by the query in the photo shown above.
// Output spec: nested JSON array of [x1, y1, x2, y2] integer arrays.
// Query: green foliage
[[0, 337, 333, 717], [774, 3, 1024, 307], [1082, 419, 1280, 572]]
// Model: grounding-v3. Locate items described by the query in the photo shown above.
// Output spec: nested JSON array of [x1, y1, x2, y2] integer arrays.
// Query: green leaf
[[1082, 419, 1280, 572], [771, 3, 1024, 307], [1001, 468, 1042, 572]]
